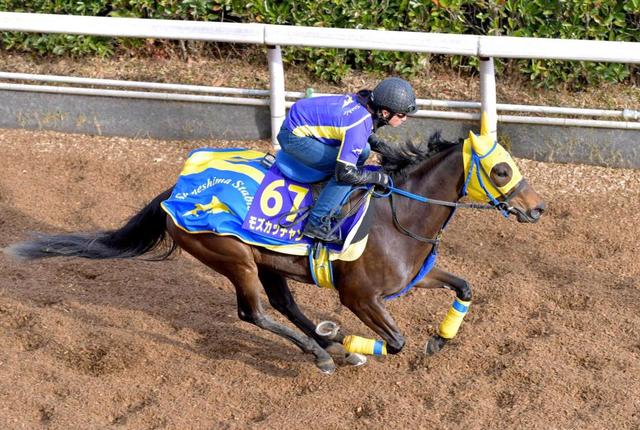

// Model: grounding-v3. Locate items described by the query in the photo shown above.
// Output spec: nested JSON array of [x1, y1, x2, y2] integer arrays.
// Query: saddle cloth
[[161, 148, 373, 261]]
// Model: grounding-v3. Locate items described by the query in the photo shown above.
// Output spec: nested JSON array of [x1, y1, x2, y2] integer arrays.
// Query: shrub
[[1, 0, 637, 87]]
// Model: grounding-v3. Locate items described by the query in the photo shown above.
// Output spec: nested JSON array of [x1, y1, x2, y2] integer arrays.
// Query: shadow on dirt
[[0, 197, 310, 378]]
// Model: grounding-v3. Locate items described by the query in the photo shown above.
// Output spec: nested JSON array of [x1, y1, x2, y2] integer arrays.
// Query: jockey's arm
[[335, 161, 389, 188], [335, 120, 389, 188]]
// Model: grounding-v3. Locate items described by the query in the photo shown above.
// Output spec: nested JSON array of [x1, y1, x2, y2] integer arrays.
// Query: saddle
[[274, 150, 328, 184]]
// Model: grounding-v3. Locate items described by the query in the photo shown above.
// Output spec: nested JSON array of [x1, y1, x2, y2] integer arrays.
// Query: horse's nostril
[[530, 203, 547, 219], [537, 202, 547, 213]]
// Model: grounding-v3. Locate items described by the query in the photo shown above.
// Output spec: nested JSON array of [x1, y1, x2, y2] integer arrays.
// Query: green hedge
[[1, 0, 638, 88]]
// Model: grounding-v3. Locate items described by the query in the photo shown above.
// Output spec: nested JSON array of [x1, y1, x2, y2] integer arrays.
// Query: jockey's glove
[[336, 161, 390, 189], [371, 171, 391, 193]]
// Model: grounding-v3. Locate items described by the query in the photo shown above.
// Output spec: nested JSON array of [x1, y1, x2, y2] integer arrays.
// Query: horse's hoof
[[425, 335, 447, 355], [345, 353, 367, 367], [316, 357, 336, 375]]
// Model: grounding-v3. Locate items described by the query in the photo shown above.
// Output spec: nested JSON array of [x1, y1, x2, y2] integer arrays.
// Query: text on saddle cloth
[[161, 148, 372, 258], [243, 160, 373, 255], [242, 164, 313, 244]]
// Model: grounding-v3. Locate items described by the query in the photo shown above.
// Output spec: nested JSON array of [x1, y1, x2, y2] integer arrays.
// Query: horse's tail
[[5, 187, 177, 261]]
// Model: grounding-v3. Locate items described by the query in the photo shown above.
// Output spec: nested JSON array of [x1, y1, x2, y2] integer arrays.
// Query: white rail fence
[[1, 12, 639, 145]]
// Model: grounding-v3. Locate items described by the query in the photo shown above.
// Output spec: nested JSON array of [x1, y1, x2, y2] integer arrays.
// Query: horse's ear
[[467, 130, 479, 151], [467, 130, 494, 157], [465, 112, 496, 155]]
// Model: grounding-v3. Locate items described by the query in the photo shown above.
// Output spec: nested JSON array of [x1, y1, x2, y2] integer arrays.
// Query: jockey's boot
[[302, 220, 341, 243]]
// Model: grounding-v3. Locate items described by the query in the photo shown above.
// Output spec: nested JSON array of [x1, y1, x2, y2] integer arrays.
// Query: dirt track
[[0, 128, 638, 429]]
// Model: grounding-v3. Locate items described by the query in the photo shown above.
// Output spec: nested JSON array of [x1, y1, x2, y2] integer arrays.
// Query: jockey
[[277, 77, 417, 242]]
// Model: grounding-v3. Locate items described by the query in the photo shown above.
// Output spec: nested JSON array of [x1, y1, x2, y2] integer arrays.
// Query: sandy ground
[[0, 128, 638, 429]]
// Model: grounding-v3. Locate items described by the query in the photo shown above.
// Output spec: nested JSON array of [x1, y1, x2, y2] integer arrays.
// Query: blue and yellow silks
[[285, 94, 373, 167], [438, 297, 471, 339]]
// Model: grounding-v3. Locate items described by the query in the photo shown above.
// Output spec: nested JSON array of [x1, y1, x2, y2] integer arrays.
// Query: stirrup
[[302, 223, 341, 243]]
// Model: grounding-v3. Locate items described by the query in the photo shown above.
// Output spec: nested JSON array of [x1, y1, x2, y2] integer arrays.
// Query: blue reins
[[385, 185, 492, 210], [379, 142, 512, 217]]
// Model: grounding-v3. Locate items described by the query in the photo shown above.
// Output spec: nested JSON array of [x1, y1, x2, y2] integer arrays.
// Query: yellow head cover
[[462, 114, 523, 203]]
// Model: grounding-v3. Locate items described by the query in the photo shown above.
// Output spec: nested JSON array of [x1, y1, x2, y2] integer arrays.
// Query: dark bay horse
[[5, 129, 545, 374]]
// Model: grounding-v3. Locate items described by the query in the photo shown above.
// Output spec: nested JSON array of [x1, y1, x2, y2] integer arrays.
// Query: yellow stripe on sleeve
[[291, 125, 345, 141]]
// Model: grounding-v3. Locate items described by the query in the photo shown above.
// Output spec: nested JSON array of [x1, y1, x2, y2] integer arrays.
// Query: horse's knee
[[339, 293, 405, 354]]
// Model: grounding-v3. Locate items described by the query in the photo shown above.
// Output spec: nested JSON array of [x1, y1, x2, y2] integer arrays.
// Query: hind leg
[[230, 265, 336, 373], [168, 224, 335, 373], [258, 269, 355, 362], [258, 269, 336, 347]]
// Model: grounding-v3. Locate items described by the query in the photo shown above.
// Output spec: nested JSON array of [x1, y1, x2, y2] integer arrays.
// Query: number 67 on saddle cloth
[[242, 165, 313, 243]]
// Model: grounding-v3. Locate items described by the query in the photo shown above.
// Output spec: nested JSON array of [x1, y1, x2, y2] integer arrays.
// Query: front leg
[[414, 267, 473, 355], [339, 291, 405, 355]]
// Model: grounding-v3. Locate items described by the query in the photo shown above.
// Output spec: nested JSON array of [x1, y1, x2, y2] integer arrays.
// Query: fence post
[[479, 56, 497, 140], [268, 45, 285, 150]]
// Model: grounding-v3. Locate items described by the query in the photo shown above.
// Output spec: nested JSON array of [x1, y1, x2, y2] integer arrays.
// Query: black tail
[[5, 187, 177, 261]]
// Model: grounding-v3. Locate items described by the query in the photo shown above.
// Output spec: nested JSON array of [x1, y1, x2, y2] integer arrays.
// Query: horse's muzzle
[[504, 180, 546, 223], [513, 201, 546, 223]]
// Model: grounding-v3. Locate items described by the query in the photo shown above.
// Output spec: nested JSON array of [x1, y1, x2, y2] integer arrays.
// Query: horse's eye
[[490, 163, 513, 187]]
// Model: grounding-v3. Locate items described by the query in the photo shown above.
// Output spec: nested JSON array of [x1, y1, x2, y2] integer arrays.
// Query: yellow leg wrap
[[311, 244, 335, 289], [438, 297, 471, 339], [343, 335, 387, 356]]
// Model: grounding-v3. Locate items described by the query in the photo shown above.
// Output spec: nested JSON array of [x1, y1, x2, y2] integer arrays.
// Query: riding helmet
[[371, 77, 417, 115]]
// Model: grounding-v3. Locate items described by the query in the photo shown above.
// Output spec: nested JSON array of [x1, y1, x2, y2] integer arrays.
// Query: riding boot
[[302, 220, 341, 243]]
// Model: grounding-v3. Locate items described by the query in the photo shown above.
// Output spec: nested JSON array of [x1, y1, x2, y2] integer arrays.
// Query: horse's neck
[[406, 145, 464, 204], [374, 145, 463, 254]]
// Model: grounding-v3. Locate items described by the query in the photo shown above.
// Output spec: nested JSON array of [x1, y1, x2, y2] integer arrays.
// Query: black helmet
[[371, 77, 417, 115]]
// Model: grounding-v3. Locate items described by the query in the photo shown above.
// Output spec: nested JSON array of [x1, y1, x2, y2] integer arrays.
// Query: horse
[[5, 126, 545, 374]]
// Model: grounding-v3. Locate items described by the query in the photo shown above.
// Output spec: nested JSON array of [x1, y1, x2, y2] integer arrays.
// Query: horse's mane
[[378, 131, 460, 181]]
